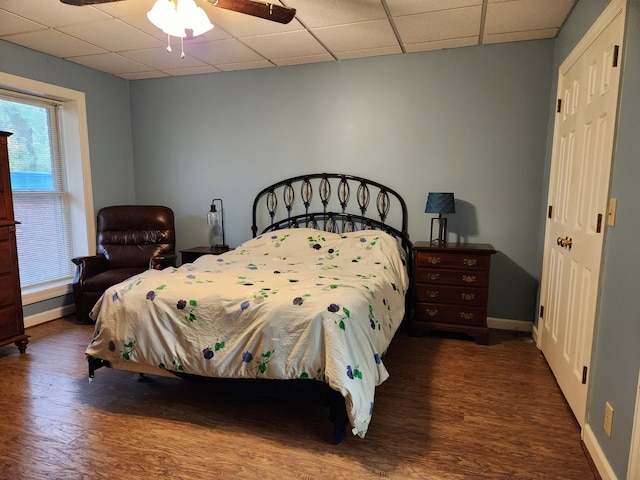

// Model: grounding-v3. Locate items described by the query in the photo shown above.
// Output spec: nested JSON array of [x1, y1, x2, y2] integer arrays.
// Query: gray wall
[[0, 40, 138, 316], [544, 0, 639, 477], [130, 40, 554, 323]]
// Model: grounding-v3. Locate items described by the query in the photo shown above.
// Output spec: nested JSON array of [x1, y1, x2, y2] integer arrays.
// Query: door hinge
[[557, 99, 562, 113], [597, 213, 603, 233], [548, 205, 553, 219], [539, 305, 544, 318], [582, 366, 588, 384], [613, 45, 619, 67]]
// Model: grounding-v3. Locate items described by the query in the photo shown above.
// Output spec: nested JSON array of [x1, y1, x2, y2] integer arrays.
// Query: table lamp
[[425, 192, 455, 245]]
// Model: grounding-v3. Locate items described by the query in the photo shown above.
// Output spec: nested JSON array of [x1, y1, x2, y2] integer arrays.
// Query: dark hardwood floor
[[0, 317, 597, 479]]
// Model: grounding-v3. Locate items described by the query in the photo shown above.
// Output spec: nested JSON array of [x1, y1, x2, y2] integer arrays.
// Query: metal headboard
[[251, 173, 413, 315]]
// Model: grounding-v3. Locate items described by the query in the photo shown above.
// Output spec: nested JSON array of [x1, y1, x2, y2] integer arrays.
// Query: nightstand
[[412, 242, 496, 345], [180, 246, 230, 264]]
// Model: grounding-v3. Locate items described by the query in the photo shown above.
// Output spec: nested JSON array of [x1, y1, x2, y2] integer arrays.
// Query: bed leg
[[87, 356, 110, 379], [328, 388, 348, 445]]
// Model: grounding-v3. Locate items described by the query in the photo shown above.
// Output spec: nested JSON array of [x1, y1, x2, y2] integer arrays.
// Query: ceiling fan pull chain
[[181, 37, 185, 58], [166, 34, 172, 53], [270, 3, 273, 15]]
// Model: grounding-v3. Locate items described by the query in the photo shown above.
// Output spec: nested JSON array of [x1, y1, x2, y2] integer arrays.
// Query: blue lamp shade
[[425, 192, 456, 214]]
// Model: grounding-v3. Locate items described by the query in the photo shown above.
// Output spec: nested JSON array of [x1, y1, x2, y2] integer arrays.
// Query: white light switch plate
[[607, 198, 617, 226]]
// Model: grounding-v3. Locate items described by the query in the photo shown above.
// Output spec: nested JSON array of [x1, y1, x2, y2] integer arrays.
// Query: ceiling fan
[[60, 0, 297, 25]]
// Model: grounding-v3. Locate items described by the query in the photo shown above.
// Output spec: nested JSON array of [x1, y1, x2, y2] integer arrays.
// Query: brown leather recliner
[[72, 205, 177, 324]]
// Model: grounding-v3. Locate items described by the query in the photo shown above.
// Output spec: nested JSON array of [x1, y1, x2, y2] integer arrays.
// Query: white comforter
[[86, 228, 409, 437]]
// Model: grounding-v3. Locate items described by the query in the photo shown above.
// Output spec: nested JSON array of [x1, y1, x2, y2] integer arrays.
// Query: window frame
[[0, 71, 95, 305]]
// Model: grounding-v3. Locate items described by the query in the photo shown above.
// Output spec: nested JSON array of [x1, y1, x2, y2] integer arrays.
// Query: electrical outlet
[[604, 402, 614, 437]]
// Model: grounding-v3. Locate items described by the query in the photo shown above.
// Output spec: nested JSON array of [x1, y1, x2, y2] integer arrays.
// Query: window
[[0, 92, 74, 288], [0, 72, 94, 304]]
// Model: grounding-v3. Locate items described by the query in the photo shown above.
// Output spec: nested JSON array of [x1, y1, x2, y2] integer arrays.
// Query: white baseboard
[[487, 317, 533, 333], [583, 423, 618, 480], [24, 304, 76, 329]]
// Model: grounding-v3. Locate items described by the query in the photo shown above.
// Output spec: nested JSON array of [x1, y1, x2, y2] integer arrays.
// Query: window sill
[[21, 279, 73, 305]]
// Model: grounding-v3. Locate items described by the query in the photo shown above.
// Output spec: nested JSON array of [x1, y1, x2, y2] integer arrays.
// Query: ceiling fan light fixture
[[189, 7, 215, 36], [147, 0, 213, 40]]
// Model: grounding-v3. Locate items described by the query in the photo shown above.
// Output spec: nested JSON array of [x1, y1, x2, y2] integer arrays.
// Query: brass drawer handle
[[462, 275, 476, 283], [425, 309, 438, 317], [461, 293, 475, 301], [427, 273, 440, 280], [426, 290, 439, 298], [460, 312, 475, 320], [427, 256, 441, 265], [463, 258, 478, 266]]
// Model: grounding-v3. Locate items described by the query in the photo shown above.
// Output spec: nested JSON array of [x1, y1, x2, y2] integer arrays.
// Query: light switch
[[607, 198, 617, 226]]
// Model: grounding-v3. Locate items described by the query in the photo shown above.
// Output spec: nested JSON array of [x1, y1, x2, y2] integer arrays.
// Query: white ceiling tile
[[66, 52, 152, 74], [58, 18, 164, 52], [241, 30, 328, 59], [119, 46, 208, 70], [273, 54, 335, 67], [118, 70, 170, 80], [0, 0, 577, 80], [0, 0, 110, 28], [484, 0, 576, 34], [286, 0, 387, 28], [314, 19, 399, 53], [0, 10, 46, 36], [162, 65, 222, 76], [91, 0, 158, 17], [405, 36, 479, 53], [483, 28, 558, 44], [385, 0, 482, 17], [395, 6, 482, 45], [335, 46, 402, 60], [187, 38, 265, 65], [5, 29, 106, 57], [217, 60, 275, 71]]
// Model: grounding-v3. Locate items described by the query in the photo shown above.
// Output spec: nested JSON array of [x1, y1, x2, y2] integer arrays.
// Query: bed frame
[[251, 173, 413, 443], [88, 173, 412, 444]]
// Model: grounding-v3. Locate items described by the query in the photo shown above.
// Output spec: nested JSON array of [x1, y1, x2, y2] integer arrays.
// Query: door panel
[[539, 10, 624, 426]]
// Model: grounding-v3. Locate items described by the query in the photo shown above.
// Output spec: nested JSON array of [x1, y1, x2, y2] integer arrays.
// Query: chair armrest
[[150, 253, 177, 270], [71, 254, 109, 283]]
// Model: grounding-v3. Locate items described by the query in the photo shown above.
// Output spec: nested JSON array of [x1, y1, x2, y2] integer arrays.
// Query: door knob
[[556, 236, 573, 249]]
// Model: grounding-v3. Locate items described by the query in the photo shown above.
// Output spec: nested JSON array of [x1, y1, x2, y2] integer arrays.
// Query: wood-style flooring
[[0, 317, 597, 480]]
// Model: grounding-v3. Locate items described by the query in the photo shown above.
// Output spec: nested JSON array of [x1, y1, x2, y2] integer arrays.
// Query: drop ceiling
[[0, 0, 577, 80]]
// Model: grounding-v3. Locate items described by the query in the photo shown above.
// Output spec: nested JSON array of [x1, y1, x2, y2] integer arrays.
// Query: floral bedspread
[[86, 228, 409, 438]]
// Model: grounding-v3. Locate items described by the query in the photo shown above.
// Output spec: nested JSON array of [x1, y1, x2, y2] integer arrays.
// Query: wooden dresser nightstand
[[412, 242, 496, 345], [180, 246, 230, 264]]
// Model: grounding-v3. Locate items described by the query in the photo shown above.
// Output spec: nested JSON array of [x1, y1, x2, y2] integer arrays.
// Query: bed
[[85, 173, 413, 443]]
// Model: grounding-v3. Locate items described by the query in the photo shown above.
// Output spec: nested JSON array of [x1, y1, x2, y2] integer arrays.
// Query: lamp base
[[429, 216, 448, 246], [211, 244, 229, 254]]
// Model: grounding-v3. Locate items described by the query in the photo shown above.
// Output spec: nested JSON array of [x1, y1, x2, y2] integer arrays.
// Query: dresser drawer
[[414, 302, 487, 326], [0, 275, 18, 308], [416, 252, 490, 270], [0, 305, 20, 337], [415, 284, 488, 306], [415, 268, 490, 287], [0, 240, 13, 275]]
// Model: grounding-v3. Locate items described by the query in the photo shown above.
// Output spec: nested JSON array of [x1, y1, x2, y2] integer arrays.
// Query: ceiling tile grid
[[0, 0, 577, 80]]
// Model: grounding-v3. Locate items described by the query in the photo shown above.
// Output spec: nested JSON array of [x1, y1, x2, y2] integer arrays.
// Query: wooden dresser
[[0, 131, 29, 353], [412, 241, 496, 345]]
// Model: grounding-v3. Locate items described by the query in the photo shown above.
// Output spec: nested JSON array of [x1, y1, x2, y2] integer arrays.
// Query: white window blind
[[0, 91, 75, 288]]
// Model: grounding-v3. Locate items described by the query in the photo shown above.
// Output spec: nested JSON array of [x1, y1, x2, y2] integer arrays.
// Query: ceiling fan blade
[[60, 0, 296, 25], [206, 0, 296, 24], [61, 0, 123, 5]]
